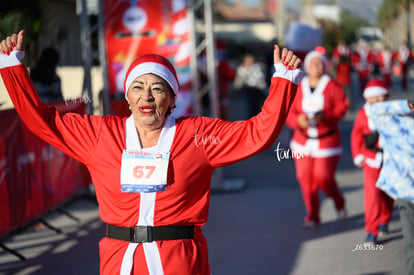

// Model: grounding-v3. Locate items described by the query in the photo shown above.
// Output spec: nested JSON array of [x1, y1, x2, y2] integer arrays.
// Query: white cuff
[[0, 50, 25, 69], [353, 154, 364, 166], [272, 63, 303, 85]]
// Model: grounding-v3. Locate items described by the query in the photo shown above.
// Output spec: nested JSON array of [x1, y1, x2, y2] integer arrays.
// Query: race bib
[[120, 150, 170, 193]]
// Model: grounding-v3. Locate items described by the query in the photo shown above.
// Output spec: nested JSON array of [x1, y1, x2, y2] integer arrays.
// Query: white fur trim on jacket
[[0, 50, 25, 68], [272, 63, 303, 85]]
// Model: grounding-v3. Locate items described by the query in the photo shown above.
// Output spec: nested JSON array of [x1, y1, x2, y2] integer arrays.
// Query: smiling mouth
[[139, 106, 154, 114]]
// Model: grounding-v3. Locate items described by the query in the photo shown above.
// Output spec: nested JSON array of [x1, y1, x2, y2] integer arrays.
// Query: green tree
[[339, 9, 369, 45], [318, 9, 369, 56], [377, 0, 410, 29]]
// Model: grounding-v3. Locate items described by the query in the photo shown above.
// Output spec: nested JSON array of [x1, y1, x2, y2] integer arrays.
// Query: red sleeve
[[392, 51, 398, 62], [320, 80, 349, 125], [351, 52, 360, 66], [285, 85, 303, 130], [0, 63, 101, 165], [332, 47, 343, 63], [368, 51, 376, 64], [350, 109, 366, 160], [198, 65, 301, 167], [376, 53, 382, 66]]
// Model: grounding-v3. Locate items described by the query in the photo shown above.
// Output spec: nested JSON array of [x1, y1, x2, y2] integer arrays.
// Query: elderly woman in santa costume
[[351, 78, 394, 244], [0, 31, 301, 274], [286, 48, 349, 229]]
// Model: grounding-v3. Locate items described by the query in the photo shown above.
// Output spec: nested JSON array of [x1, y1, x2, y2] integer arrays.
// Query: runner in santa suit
[[393, 41, 413, 91], [0, 31, 302, 275], [351, 78, 394, 244], [332, 40, 352, 108], [286, 49, 349, 229], [376, 46, 393, 88], [351, 39, 375, 95]]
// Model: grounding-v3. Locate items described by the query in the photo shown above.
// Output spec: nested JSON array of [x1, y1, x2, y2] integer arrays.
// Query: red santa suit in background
[[332, 40, 352, 86], [332, 40, 352, 107], [286, 50, 349, 228], [199, 40, 236, 120], [376, 47, 393, 88], [0, 49, 301, 275], [216, 40, 236, 120], [352, 40, 375, 94], [393, 42, 413, 90], [351, 79, 394, 244]]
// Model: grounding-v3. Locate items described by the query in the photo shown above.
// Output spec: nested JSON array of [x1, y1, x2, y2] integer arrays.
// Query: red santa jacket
[[351, 105, 383, 169], [332, 44, 351, 62], [351, 49, 375, 76], [376, 49, 393, 74], [393, 46, 413, 65], [332, 45, 352, 86], [0, 51, 300, 275], [286, 75, 349, 157]]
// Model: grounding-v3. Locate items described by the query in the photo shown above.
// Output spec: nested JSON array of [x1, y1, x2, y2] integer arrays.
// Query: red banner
[[0, 102, 91, 236], [103, 0, 193, 117]]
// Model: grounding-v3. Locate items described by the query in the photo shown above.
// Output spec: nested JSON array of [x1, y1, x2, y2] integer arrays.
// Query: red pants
[[357, 71, 370, 94], [400, 63, 409, 90], [294, 155, 345, 224], [363, 166, 394, 236], [382, 72, 392, 88]]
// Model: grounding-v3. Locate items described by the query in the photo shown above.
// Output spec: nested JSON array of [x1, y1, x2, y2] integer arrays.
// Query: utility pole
[[98, 0, 110, 115], [188, 0, 220, 118], [275, 0, 285, 42], [407, 0, 412, 49], [79, 0, 94, 114], [301, 0, 316, 27]]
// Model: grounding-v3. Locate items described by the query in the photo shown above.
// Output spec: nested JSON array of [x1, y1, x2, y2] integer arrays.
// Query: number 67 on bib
[[120, 150, 170, 193]]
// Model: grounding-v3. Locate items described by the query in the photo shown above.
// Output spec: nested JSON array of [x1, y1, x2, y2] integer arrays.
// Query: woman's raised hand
[[273, 44, 301, 70], [0, 30, 25, 55]]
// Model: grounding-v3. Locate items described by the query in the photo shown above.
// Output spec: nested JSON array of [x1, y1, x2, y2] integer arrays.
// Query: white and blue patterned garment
[[365, 100, 414, 203]]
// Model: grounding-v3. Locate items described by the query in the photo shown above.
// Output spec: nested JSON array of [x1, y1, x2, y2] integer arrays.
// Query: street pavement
[[0, 73, 413, 275]]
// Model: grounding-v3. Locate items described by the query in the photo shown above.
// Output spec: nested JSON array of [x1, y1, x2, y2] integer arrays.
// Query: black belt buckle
[[131, 226, 154, 243]]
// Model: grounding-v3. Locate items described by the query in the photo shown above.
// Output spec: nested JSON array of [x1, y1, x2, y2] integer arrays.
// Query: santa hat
[[304, 46, 326, 72], [124, 54, 179, 99], [363, 78, 389, 98]]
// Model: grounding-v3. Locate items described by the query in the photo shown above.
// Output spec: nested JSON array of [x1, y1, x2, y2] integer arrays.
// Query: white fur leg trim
[[120, 243, 139, 275]]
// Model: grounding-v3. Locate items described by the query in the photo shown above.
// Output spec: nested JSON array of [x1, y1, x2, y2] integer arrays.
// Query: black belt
[[106, 224, 195, 243], [301, 130, 335, 139]]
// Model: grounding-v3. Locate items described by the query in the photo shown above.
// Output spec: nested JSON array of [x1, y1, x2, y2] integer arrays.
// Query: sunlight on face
[[127, 73, 176, 129], [307, 56, 324, 78], [366, 95, 386, 105]]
